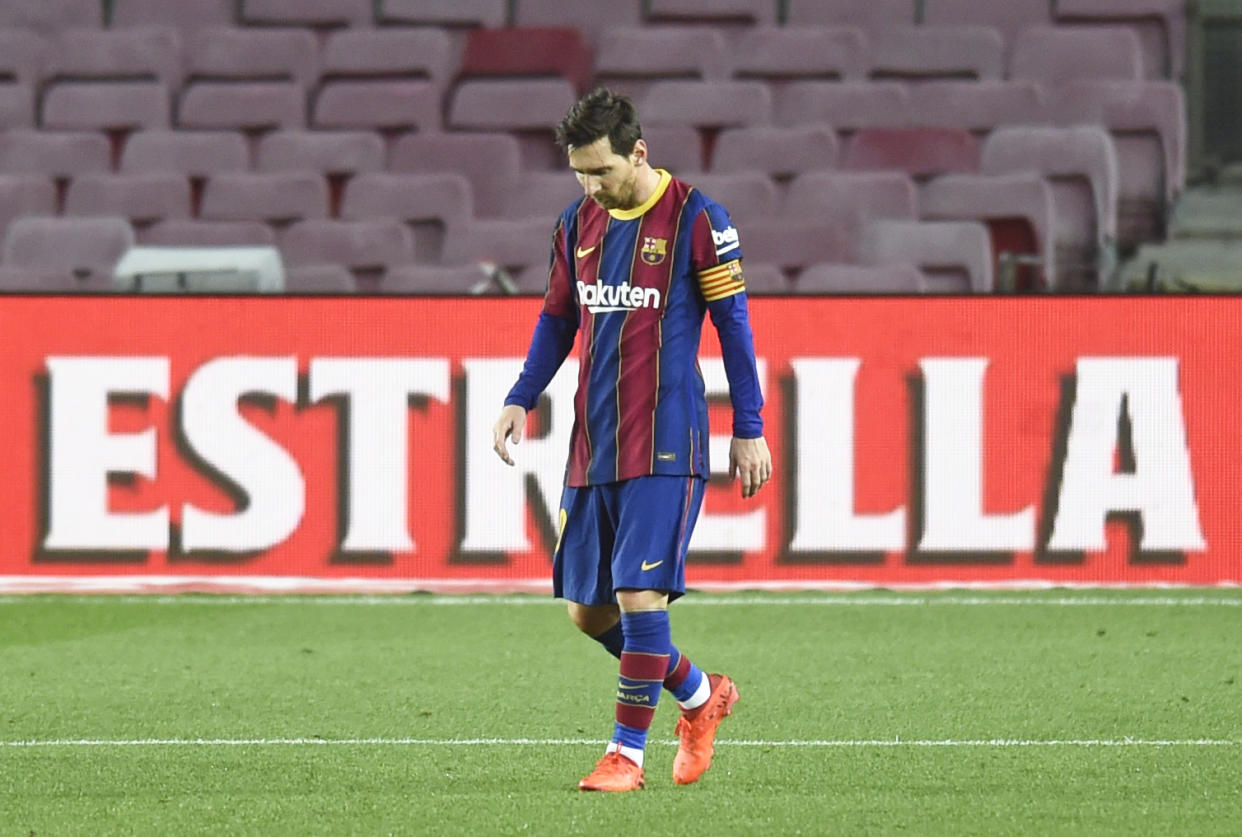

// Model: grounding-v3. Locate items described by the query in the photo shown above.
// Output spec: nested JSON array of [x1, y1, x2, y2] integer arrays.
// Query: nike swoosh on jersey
[[640, 559, 664, 571], [576, 245, 597, 259]]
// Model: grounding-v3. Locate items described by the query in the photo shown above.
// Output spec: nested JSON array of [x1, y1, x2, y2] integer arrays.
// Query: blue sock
[[593, 621, 704, 704], [613, 610, 670, 757]]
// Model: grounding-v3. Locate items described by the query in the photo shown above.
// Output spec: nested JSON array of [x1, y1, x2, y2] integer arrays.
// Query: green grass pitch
[[1, 590, 1239, 835]]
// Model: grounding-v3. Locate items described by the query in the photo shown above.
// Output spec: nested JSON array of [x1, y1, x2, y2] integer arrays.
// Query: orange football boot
[[578, 751, 646, 792], [672, 673, 739, 785]]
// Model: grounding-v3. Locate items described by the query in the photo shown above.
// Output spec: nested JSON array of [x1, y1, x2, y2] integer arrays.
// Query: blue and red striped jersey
[[506, 169, 764, 487]]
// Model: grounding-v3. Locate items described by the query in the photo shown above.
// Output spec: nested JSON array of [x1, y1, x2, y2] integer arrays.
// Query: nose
[[582, 176, 600, 198]]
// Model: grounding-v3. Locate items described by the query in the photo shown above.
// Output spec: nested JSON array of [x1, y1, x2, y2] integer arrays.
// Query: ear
[[631, 138, 649, 167]]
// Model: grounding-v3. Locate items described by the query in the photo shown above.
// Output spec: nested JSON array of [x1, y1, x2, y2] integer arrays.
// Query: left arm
[[708, 290, 772, 499]]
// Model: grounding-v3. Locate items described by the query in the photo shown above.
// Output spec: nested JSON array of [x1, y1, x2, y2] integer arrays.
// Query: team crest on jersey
[[640, 236, 668, 266]]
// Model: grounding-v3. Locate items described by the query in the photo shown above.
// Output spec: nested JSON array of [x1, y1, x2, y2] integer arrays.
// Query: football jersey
[[506, 169, 764, 487]]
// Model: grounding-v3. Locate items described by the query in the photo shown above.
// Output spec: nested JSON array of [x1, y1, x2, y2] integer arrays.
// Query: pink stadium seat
[[41, 82, 171, 132], [0, 84, 34, 129], [313, 80, 441, 132], [907, 81, 1047, 133], [199, 172, 329, 223], [512, 0, 643, 47], [137, 219, 276, 246], [0, 265, 115, 293], [842, 127, 979, 177], [645, 0, 776, 27], [2, 216, 134, 283], [120, 130, 249, 176], [921, 0, 1052, 59], [279, 220, 415, 277], [0, 29, 50, 84], [340, 172, 473, 262], [500, 171, 581, 220], [919, 173, 1057, 291], [49, 26, 183, 88], [775, 81, 910, 130], [178, 83, 306, 132], [110, 0, 235, 32], [785, 0, 916, 33], [1009, 25, 1145, 88], [640, 81, 772, 129], [0, 0, 104, 33], [458, 27, 593, 93], [712, 124, 838, 177], [593, 26, 728, 100], [735, 262, 790, 295], [375, 0, 507, 28], [448, 78, 577, 132], [1050, 79, 1185, 246], [256, 131, 384, 176], [862, 219, 993, 293], [980, 125, 1120, 289], [64, 173, 193, 225], [0, 175, 56, 244], [321, 28, 456, 83], [1055, 0, 1186, 79], [239, 0, 372, 28], [185, 27, 319, 87], [795, 262, 928, 294], [643, 124, 706, 174], [441, 218, 554, 274], [0, 130, 110, 176], [380, 263, 498, 295], [869, 25, 1004, 82], [683, 172, 780, 224], [285, 263, 357, 293], [739, 219, 856, 272], [389, 132, 521, 219], [728, 25, 868, 83]]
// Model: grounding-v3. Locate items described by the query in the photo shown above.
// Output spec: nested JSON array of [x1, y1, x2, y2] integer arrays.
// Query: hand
[[729, 436, 772, 499], [492, 404, 528, 466]]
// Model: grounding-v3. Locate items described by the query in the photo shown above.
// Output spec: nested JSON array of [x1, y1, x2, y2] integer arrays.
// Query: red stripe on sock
[[616, 702, 656, 728], [620, 651, 669, 682], [664, 653, 691, 691]]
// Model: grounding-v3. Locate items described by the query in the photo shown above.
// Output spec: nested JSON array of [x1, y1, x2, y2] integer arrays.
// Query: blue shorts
[[553, 475, 706, 606]]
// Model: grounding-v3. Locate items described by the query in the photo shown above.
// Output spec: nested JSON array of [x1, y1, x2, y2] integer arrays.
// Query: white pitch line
[[1, 737, 1238, 749]]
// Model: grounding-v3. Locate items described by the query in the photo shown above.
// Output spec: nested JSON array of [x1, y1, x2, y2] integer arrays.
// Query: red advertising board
[[0, 295, 1237, 592]]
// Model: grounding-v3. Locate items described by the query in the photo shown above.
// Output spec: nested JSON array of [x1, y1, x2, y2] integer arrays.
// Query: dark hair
[[555, 87, 642, 155]]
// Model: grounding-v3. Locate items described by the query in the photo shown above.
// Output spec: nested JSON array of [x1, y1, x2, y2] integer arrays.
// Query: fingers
[[492, 420, 516, 466]]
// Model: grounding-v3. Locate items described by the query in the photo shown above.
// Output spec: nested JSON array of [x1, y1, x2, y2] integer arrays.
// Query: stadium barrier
[[0, 295, 1237, 592]]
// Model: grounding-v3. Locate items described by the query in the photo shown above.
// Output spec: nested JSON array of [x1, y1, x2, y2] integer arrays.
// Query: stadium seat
[[255, 131, 384, 176], [458, 27, 593, 93], [178, 83, 306, 132], [795, 261, 928, 293], [1, 216, 135, 284], [919, 172, 1057, 291], [448, 78, 577, 170], [199, 172, 329, 223], [711, 124, 839, 178], [110, 0, 236, 32], [120, 130, 249, 176], [285, 263, 357, 293], [0, 0, 104, 33], [645, 0, 777, 27], [684, 172, 780, 223], [1055, 0, 1186, 80], [643, 123, 706, 174], [389, 132, 522, 219], [739, 219, 856, 273], [380, 262, 499, 295], [734, 262, 790, 294], [313, 80, 441, 132], [511, 0, 643, 47], [375, 0, 507, 28], [64, 173, 193, 226], [640, 81, 772, 129], [980, 125, 1120, 290], [842, 127, 979, 178], [340, 172, 473, 262], [921, 0, 1053, 60], [862, 219, 993, 293], [320, 28, 457, 84], [0, 130, 110, 176], [500, 171, 580, 220], [593, 26, 729, 101], [0, 265, 115, 293], [0, 29, 50, 85], [0, 175, 56, 245], [441, 218, 554, 275], [727, 25, 868, 83], [41, 82, 171, 132], [0, 83, 34, 129], [278, 220, 415, 280], [1009, 25, 1145, 88], [239, 0, 372, 28], [48, 26, 183, 88], [775, 81, 910, 130], [1050, 79, 1185, 247], [137, 219, 277, 246], [869, 25, 1004, 82], [785, 0, 917, 33], [907, 81, 1047, 134]]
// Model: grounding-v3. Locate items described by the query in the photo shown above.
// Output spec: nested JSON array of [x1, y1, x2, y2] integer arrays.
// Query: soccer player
[[492, 88, 771, 792]]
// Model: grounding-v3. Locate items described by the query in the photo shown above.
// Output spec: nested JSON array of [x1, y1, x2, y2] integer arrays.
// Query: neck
[[629, 164, 662, 208]]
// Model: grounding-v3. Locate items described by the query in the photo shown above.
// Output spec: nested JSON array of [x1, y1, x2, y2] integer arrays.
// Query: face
[[567, 135, 645, 211]]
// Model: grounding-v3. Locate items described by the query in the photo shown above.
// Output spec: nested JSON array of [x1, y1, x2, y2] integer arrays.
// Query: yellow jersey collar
[[608, 169, 672, 220]]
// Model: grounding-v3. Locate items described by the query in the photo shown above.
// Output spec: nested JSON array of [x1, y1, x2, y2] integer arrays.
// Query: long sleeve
[[708, 291, 764, 438], [504, 310, 577, 410]]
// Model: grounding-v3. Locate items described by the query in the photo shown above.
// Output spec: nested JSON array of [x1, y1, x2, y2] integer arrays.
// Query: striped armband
[[697, 259, 746, 302]]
